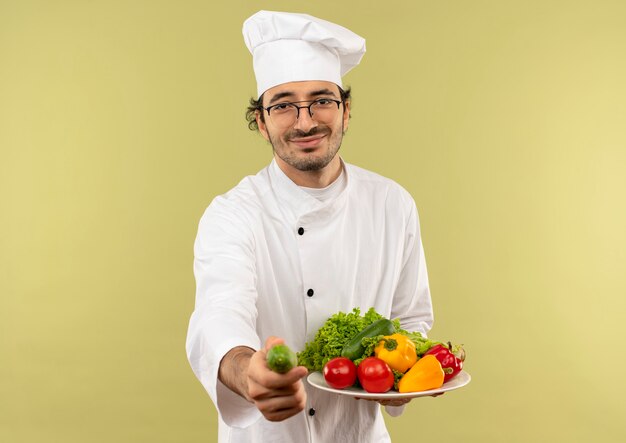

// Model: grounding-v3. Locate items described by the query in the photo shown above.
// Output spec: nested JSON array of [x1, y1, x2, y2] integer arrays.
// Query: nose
[[293, 106, 318, 132]]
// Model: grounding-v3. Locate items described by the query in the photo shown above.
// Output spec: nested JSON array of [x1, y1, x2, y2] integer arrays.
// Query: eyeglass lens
[[268, 100, 340, 127]]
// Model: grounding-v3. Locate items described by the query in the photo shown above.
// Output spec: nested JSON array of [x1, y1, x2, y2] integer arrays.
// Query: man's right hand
[[219, 337, 308, 422], [246, 337, 308, 421]]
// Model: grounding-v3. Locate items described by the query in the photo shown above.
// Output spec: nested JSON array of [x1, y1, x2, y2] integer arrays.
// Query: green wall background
[[2, 1, 625, 442]]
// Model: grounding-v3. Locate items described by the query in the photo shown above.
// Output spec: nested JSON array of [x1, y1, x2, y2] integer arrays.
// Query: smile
[[289, 134, 326, 149]]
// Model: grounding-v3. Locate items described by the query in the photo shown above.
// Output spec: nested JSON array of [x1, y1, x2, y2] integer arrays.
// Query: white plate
[[307, 369, 471, 399]]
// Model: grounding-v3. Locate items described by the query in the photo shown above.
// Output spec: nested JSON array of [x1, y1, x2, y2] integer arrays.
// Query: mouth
[[289, 134, 327, 149]]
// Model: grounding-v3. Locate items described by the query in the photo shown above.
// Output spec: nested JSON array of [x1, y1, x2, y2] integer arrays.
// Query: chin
[[290, 159, 328, 172]]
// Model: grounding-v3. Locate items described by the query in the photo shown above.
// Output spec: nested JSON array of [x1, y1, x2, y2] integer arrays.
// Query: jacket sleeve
[[384, 194, 434, 419], [391, 195, 434, 337], [185, 198, 262, 428]]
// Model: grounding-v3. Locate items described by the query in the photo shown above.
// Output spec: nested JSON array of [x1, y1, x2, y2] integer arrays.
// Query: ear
[[342, 100, 351, 133], [256, 110, 270, 142]]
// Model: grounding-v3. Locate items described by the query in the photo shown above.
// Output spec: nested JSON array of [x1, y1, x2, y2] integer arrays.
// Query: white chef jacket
[[186, 158, 434, 443]]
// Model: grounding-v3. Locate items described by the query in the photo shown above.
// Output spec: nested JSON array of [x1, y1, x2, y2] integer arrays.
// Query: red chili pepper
[[424, 342, 466, 382]]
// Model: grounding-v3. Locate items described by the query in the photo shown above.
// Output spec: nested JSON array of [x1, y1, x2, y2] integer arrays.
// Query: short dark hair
[[245, 86, 352, 131]]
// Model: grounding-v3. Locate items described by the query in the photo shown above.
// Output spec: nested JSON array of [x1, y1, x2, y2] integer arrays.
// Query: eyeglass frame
[[260, 98, 344, 124]]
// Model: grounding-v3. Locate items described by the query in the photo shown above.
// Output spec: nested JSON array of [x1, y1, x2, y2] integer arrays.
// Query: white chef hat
[[242, 10, 366, 97]]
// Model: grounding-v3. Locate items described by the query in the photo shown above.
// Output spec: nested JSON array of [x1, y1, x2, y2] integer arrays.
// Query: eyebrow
[[267, 88, 339, 106]]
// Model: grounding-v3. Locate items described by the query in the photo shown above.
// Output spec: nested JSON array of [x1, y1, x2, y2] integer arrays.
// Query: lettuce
[[297, 307, 388, 371], [297, 307, 439, 372]]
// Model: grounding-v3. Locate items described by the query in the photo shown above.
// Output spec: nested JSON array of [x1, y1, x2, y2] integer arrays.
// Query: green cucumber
[[266, 344, 298, 373], [341, 318, 395, 361]]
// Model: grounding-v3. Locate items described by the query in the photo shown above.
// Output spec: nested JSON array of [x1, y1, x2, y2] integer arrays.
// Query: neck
[[275, 155, 342, 188]]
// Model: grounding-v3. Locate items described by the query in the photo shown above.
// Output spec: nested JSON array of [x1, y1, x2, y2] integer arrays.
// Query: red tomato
[[323, 357, 357, 389], [357, 357, 394, 393]]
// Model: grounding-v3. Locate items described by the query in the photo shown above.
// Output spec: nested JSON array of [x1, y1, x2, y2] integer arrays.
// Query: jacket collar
[[268, 157, 351, 224]]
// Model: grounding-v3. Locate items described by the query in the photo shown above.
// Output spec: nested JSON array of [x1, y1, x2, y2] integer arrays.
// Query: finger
[[248, 378, 304, 400], [256, 388, 307, 421], [255, 368, 308, 391], [256, 388, 306, 413], [248, 367, 308, 402], [352, 397, 410, 406], [378, 398, 411, 407], [263, 405, 306, 422], [264, 336, 285, 351]]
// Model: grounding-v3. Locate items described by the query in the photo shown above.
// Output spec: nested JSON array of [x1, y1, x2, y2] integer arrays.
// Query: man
[[186, 10, 434, 442]]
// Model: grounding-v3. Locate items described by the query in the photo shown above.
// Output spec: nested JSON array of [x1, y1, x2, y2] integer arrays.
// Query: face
[[256, 80, 350, 173]]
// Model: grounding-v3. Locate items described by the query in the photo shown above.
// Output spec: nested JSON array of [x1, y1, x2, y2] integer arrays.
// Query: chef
[[186, 10, 434, 443]]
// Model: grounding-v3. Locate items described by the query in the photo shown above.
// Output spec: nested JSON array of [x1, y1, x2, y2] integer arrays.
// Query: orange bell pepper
[[397, 354, 445, 393], [374, 333, 418, 373]]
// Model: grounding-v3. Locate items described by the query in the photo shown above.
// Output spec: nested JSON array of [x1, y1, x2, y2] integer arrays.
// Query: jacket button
[[298, 227, 305, 235], [308, 408, 316, 416], [307, 289, 314, 297]]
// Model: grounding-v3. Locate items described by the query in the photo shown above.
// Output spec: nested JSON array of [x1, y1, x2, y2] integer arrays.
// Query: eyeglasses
[[262, 98, 343, 128]]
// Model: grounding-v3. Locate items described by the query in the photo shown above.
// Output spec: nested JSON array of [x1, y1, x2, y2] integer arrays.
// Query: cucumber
[[266, 344, 298, 373], [341, 318, 395, 361]]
